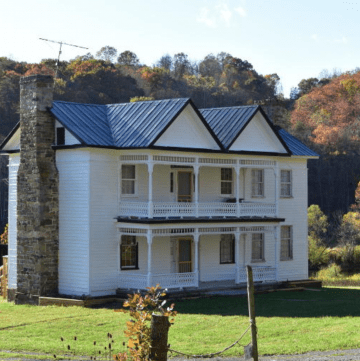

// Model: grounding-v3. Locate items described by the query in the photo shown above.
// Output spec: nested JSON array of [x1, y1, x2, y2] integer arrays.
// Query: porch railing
[[119, 201, 276, 219], [118, 266, 276, 290]]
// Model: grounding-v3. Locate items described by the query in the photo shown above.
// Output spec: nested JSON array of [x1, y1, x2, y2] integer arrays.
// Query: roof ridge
[[200, 104, 258, 111], [53, 100, 106, 107], [106, 97, 190, 108]]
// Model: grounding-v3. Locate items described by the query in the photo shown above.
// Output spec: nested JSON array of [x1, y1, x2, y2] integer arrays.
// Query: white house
[[0, 75, 318, 300]]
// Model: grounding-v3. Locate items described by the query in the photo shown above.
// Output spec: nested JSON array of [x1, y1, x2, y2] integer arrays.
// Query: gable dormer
[[153, 103, 221, 150], [229, 111, 288, 154]]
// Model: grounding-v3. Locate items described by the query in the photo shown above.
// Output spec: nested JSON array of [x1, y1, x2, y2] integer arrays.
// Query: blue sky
[[1, 0, 359, 96]]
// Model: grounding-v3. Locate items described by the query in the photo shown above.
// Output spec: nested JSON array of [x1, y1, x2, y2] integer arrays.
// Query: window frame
[[251, 169, 265, 198], [280, 226, 293, 261], [280, 170, 292, 198], [220, 234, 235, 264], [120, 235, 139, 270], [251, 233, 265, 262], [220, 168, 233, 196], [121, 164, 137, 197]]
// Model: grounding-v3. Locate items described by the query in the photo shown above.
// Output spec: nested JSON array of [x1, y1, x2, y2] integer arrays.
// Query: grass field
[[1, 287, 360, 359]]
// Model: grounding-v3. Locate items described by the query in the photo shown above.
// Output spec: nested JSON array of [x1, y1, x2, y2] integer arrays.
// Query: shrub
[[0, 224, 7, 245], [317, 264, 342, 280], [308, 236, 329, 269]]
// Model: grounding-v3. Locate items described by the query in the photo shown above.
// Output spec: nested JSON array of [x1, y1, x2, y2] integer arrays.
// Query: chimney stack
[[16, 75, 59, 305]]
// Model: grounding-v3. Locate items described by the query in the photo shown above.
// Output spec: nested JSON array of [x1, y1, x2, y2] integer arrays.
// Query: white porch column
[[235, 230, 241, 283], [148, 161, 154, 218], [235, 164, 240, 217], [147, 231, 153, 287], [194, 165, 199, 217], [194, 230, 200, 286], [274, 226, 279, 281]]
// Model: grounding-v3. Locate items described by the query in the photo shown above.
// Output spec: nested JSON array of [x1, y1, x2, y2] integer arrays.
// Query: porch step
[[280, 279, 322, 289]]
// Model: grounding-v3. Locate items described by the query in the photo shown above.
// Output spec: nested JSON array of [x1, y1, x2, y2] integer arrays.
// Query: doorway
[[177, 171, 192, 202], [178, 238, 192, 273]]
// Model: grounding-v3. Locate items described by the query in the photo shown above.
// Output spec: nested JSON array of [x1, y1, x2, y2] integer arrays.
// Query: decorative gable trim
[[227, 107, 291, 155], [150, 99, 224, 150]]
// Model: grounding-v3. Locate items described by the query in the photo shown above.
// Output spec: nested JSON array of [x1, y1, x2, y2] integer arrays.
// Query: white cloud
[[217, 3, 232, 26], [334, 36, 349, 44], [311, 34, 319, 41], [197, 7, 216, 27], [234, 6, 247, 17]]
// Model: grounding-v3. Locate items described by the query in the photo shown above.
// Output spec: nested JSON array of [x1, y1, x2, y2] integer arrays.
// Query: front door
[[177, 171, 192, 202], [178, 239, 192, 273]]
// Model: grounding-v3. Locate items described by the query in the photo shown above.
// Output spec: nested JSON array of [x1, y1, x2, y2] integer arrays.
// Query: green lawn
[[1, 287, 360, 359]]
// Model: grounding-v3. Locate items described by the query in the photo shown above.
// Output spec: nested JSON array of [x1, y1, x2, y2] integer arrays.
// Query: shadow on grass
[[169, 288, 360, 317]]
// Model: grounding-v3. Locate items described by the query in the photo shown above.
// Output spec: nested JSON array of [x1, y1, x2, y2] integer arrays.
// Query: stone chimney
[[16, 75, 59, 305]]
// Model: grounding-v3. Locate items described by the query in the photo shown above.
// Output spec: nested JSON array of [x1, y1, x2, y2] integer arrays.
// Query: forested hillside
[[0, 46, 359, 229]]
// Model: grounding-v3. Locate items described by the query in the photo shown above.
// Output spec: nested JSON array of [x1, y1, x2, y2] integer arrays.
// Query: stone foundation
[[7, 288, 16, 302]]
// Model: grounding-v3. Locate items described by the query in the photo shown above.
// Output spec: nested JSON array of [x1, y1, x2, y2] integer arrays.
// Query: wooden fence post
[[150, 314, 170, 361], [247, 265, 258, 361]]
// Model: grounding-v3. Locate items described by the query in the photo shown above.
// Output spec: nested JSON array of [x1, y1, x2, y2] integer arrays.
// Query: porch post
[[147, 231, 153, 287], [235, 230, 241, 283], [274, 226, 279, 281], [148, 161, 154, 218], [235, 164, 240, 217], [194, 164, 199, 217], [194, 230, 199, 287]]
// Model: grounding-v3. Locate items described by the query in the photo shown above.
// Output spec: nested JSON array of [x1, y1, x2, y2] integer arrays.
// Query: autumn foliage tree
[[290, 71, 360, 154]]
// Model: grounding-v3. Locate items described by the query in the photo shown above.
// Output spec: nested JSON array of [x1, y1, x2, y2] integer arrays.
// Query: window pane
[[220, 235, 234, 263], [122, 165, 135, 179], [122, 180, 135, 194], [252, 233, 264, 261], [221, 168, 232, 181], [221, 182, 232, 194], [280, 226, 292, 260], [121, 236, 137, 268]]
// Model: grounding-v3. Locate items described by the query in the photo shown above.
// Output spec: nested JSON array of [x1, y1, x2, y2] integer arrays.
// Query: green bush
[[308, 236, 329, 269], [317, 263, 342, 280]]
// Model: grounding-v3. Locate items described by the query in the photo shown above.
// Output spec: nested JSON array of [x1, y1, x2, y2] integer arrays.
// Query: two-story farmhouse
[[0, 75, 318, 304]]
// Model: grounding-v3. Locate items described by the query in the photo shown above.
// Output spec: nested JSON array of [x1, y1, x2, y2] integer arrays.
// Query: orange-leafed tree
[[290, 71, 360, 154]]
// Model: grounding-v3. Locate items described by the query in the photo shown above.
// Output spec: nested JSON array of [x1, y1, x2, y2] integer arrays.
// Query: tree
[[199, 54, 221, 78], [117, 51, 140, 67], [308, 204, 328, 243], [173, 52, 192, 79], [290, 72, 360, 153], [155, 54, 172, 71], [95, 46, 117, 63]]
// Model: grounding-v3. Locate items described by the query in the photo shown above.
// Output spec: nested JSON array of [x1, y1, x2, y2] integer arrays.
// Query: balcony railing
[[118, 266, 276, 290], [119, 201, 276, 219]]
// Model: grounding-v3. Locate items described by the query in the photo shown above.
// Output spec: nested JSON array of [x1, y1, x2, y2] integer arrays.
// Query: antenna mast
[[39, 38, 88, 78]]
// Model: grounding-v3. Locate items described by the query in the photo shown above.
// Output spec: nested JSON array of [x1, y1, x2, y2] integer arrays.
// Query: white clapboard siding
[[7, 154, 19, 289], [277, 158, 308, 281], [57, 150, 91, 296], [88, 150, 119, 296]]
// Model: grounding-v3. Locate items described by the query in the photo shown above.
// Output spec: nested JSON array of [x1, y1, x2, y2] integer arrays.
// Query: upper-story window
[[280, 170, 292, 197], [220, 234, 235, 264], [280, 226, 293, 261], [251, 169, 264, 197], [122, 165, 136, 195], [221, 168, 233, 195]]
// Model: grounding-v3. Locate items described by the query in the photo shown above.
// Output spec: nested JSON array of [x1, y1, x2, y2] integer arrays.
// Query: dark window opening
[[57, 127, 65, 145]]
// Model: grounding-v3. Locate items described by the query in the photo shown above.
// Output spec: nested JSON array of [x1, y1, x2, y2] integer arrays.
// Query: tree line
[[1, 46, 360, 232]]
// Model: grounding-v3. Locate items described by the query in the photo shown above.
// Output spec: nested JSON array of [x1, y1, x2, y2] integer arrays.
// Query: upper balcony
[[117, 154, 288, 220]]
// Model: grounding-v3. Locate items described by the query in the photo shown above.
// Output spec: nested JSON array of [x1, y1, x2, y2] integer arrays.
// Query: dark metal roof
[[107, 98, 189, 147], [276, 127, 319, 157], [199, 105, 258, 149]]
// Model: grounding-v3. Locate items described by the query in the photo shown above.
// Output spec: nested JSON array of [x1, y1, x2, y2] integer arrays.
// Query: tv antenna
[[39, 38, 88, 78]]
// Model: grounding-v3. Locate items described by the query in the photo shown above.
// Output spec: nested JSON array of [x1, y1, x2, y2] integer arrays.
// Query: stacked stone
[[16, 75, 59, 305]]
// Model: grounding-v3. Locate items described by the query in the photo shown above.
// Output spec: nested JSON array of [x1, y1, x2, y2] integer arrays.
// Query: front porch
[[116, 221, 283, 292]]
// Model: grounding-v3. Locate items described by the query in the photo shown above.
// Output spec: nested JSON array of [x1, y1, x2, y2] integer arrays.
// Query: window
[[120, 235, 138, 269], [170, 172, 174, 193], [221, 168, 233, 195], [251, 233, 264, 262], [280, 226, 293, 260], [281, 170, 292, 197], [56, 127, 65, 145], [220, 234, 235, 264], [121, 165, 136, 195], [251, 169, 264, 197]]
